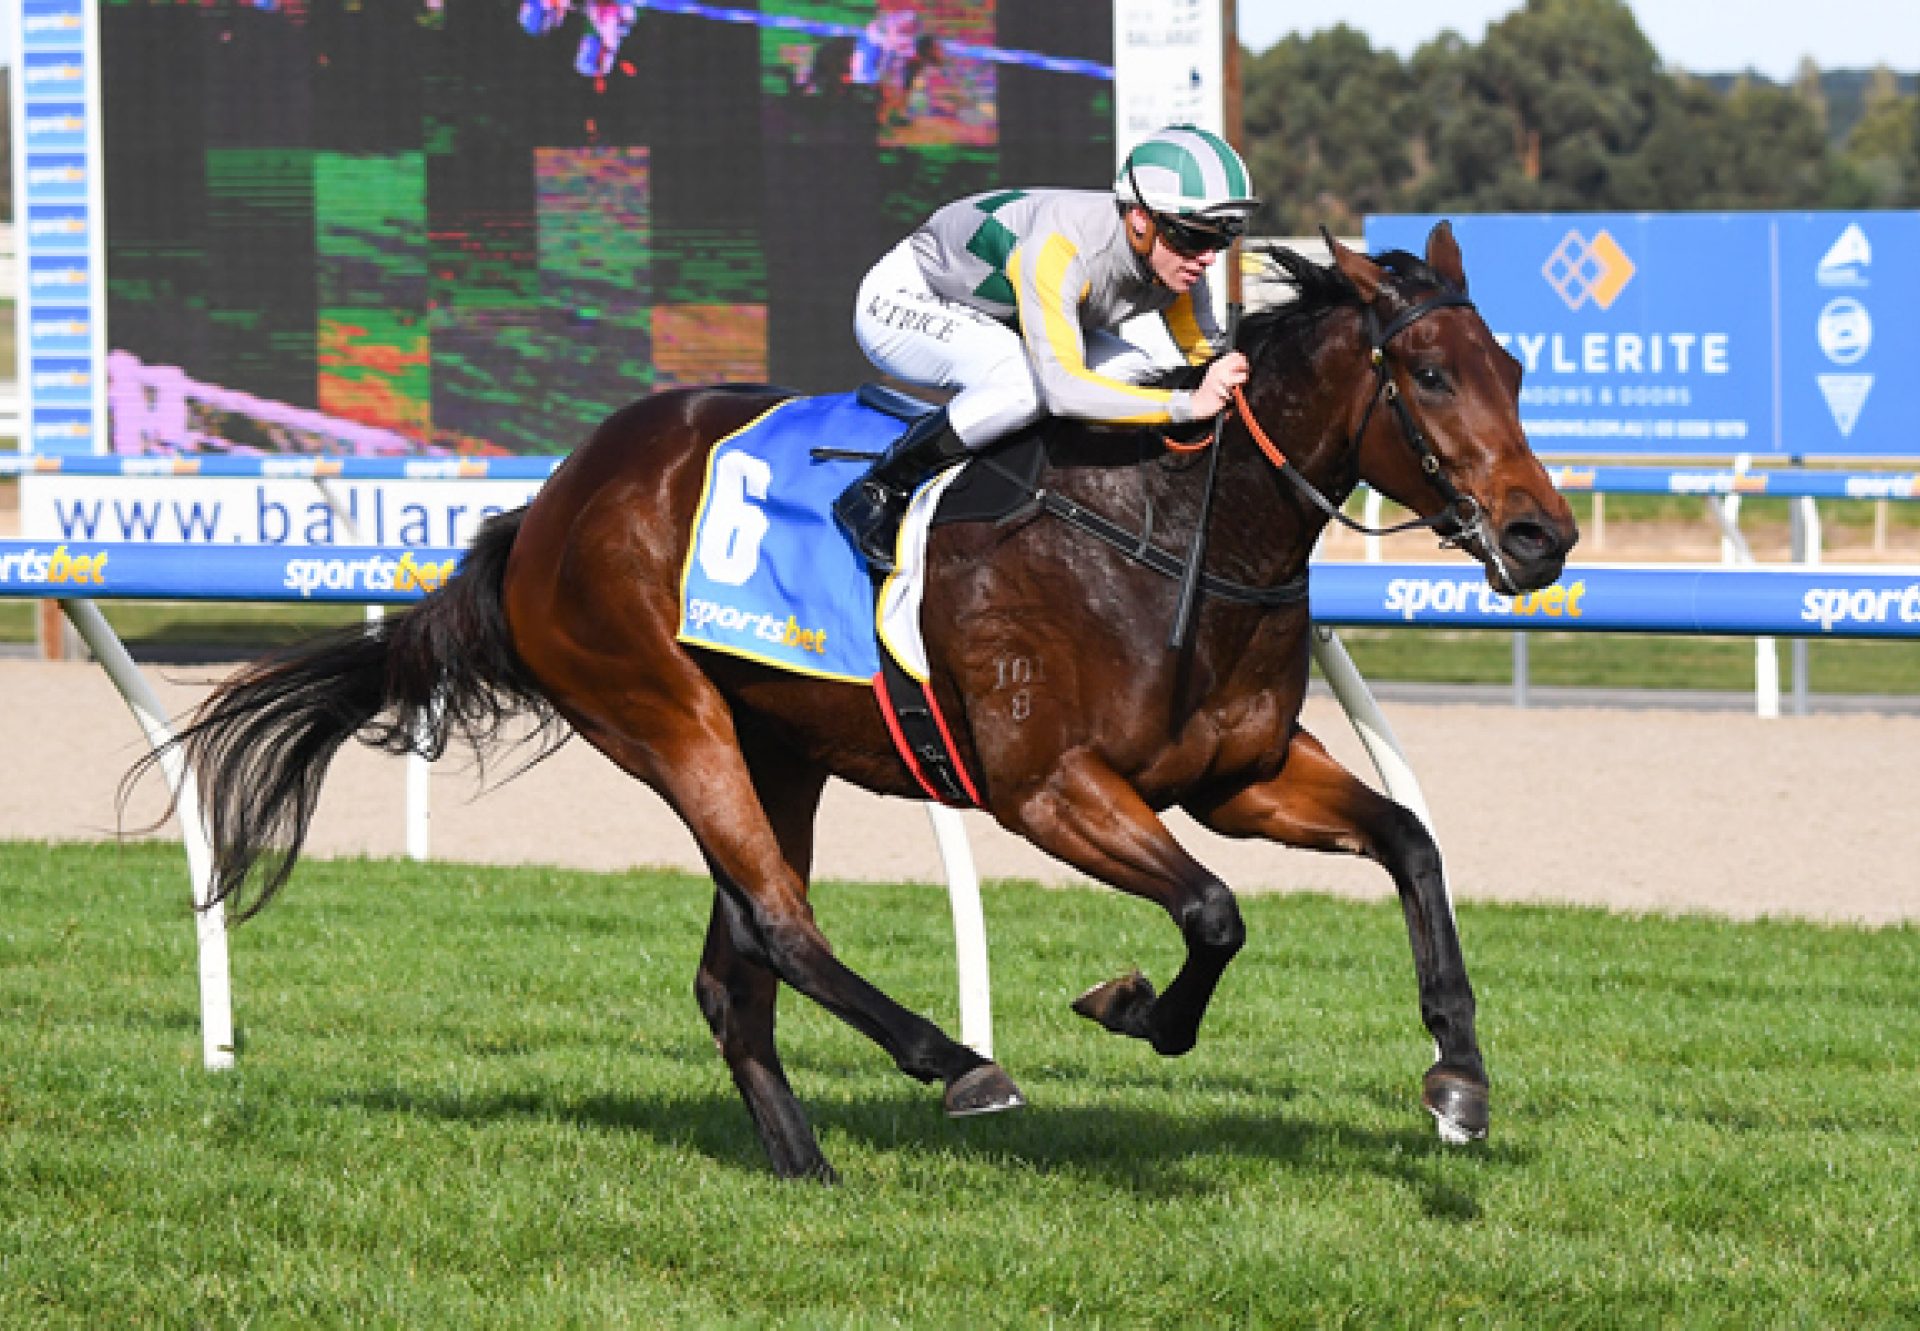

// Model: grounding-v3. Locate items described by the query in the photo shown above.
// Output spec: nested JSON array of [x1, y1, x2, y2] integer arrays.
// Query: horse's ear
[[1426, 220, 1468, 293], [1321, 226, 1384, 303]]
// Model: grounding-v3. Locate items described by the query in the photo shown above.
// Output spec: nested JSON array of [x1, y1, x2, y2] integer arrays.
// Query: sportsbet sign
[[0, 542, 463, 603], [1365, 212, 1920, 458], [1311, 563, 1920, 639]]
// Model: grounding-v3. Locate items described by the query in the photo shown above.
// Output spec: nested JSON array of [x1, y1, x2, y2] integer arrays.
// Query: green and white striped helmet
[[1115, 124, 1259, 221]]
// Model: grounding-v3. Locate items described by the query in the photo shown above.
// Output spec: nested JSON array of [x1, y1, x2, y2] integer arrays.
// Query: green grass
[[3, 842, 1918, 1327], [1562, 489, 1920, 533], [0, 600, 365, 652]]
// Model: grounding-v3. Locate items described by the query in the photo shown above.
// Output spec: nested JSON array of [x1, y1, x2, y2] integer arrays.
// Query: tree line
[[1241, 0, 1920, 236]]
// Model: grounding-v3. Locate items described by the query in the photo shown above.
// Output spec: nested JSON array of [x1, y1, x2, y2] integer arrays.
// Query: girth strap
[[1027, 484, 1310, 610]]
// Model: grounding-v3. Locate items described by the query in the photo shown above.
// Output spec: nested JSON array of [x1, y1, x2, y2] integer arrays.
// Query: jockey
[[834, 124, 1260, 571]]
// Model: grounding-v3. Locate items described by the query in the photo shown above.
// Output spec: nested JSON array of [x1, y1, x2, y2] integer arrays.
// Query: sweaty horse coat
[[156, 226, 1576, 1180]]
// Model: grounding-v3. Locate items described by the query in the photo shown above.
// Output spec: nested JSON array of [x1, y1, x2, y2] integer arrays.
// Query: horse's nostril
[[1501, 519, 1557, 563]]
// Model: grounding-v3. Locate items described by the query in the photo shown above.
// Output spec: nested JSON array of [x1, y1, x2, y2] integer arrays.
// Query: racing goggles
[[1124, 160, 1245, 257], [1152, 211, 1245, 258]]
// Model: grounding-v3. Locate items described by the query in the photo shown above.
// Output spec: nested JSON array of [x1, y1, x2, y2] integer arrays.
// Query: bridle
[[1224, 287, 1517, 591]]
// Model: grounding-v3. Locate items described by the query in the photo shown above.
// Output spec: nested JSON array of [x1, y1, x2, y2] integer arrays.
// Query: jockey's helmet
[[1115, 124, 1260, 255]]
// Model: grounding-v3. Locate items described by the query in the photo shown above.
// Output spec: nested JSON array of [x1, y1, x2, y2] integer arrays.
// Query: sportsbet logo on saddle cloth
[[678, 392, 956, 684]]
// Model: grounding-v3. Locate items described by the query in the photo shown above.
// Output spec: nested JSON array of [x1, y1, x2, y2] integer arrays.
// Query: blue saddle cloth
[[677, 392, 901, 683]]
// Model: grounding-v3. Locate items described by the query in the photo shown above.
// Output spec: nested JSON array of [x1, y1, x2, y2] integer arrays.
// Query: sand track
[[9, 657, 1916, 926]]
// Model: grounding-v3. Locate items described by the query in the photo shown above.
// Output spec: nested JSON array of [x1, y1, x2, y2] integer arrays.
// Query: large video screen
[[101, 1, 1113, 456]]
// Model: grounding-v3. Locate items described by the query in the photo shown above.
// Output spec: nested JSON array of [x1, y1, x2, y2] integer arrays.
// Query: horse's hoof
[[944, 1062, 1026, 1117], [1071, 969, 1157, 1037], [1422, 1068, 1490, 1145]]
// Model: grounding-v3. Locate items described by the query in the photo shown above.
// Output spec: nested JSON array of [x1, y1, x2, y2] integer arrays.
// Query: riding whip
[[1168, 302, 1243, 650]]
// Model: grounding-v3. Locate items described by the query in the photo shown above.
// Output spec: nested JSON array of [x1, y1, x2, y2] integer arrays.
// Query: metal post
[[61, 598, 235, 1070], [926, 805, 992, 1059], [1512, 632, 1530, 708], [1710, 490, 1778, 719], [1789, 496, 1823, 717], [1310, 626, 1440, 840]]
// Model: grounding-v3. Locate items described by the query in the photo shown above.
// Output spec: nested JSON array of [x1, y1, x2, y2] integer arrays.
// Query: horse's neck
[[1208, 338, 1364, 579], [1028, 322, 1365, 584]]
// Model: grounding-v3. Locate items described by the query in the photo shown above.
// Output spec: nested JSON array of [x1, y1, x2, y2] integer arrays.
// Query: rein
[[1219, 288, 1521, 592], [977, 290, 1491, 627], [1233, 291, 1478, 539]]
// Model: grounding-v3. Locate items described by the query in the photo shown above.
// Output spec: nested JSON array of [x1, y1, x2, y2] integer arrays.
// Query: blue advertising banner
[[1365, 212, 1920, 459], [10, 0, 105, 456], [2, 541, 1914, 640], [0, 541, 463, 603], [1308, 563, 1920, 640]]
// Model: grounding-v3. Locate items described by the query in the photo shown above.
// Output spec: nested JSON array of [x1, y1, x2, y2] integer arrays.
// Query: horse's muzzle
[[1492, 506, 1578, 592]]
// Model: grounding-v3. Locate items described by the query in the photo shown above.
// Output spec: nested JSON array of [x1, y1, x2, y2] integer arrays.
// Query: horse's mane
[[1146, 244, 1446, 390], [1238, 245, 1445, 362]]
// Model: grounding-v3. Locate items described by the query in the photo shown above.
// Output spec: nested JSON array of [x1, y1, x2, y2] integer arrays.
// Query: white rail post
[[1789, 496, 1823, 717], [320, 478, 432, 859], [1311, 626, 1459, 955], [61, 598, 235, 1070], [1310, 627, 1438, 834], [926, 804, 992, 1059], [1709, 484, 1778, 719]]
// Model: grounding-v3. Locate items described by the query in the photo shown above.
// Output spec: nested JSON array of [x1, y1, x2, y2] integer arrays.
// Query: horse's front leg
[[1187, 727, 1489, 1144], [1004, 751, 1245, 1056]]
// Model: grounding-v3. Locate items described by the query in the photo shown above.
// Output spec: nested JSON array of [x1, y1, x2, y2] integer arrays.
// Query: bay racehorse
[[155, 224, 1576, 1180]]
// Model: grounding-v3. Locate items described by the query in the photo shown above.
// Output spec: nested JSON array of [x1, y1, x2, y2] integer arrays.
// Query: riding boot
[[832, 408, 968, 572]]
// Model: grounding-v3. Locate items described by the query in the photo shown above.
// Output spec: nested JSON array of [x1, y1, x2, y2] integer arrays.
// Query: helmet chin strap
[[1123, 161, 1173, 284]]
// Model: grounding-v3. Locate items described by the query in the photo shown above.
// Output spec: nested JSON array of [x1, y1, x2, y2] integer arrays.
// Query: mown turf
[[2, 841, 1917, 1327]]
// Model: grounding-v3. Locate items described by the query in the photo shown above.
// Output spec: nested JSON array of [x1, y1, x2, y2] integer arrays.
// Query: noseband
[[1230, 288, 1515, 588]]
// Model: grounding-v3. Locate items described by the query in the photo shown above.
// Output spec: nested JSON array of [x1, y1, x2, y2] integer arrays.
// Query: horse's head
[[1322, 223, 1577, 593]]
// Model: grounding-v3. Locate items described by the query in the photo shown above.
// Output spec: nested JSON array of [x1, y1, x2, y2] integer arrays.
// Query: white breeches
[[853, 240, 1157, 447]]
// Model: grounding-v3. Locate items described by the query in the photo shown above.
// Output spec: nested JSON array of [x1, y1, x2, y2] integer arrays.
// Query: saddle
[[679, 386, 1307, 810]]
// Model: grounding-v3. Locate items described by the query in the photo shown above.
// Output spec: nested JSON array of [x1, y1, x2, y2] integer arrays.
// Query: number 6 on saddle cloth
[[681, 386, 991, 807]]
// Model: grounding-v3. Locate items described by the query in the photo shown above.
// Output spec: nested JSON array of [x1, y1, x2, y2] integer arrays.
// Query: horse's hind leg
[[1005, 751, 1245, 1057], [693, 746, 834, 1180], [1188, 727, 1489, 1143], [696, 890, 833, 1180], [574, 691, 1022, 1173]]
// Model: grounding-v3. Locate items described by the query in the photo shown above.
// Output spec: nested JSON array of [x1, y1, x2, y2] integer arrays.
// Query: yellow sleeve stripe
[[1013, 234, 1176, 424], [1164, 294, 1211, 365]]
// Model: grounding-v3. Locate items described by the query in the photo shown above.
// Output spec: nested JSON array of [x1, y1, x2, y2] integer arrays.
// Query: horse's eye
[[1412, 365, 1449, 393]]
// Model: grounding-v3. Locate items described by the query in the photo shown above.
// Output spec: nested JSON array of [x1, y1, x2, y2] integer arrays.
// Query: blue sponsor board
[[28, 254, 89, 303], [30, 357, 92, 406], [1366, 212, 1920, 458], [2, 540, 1913, 640], [14, 0, 103, 457], [23, 152, 87, 199], [21, 0, 86, 51], [0, 542, 467, 603], [22, 50, 86, 99], [30, 408, 95, 454], [1310, 562, 1920, 639], [0, 452, 562, 480], [27, 307, 91, 356], [26, 203, 90, 253], [23, 101, 87, 150]]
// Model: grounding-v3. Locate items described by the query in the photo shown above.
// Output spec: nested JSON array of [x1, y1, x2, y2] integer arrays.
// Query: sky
[[1239, 0, 1920, 78]]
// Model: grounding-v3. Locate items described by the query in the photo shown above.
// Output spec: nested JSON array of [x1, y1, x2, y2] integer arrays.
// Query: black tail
[[134, 509, 558, 920]]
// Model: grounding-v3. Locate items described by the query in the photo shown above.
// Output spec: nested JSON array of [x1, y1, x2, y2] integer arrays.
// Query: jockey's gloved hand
[[1191, 351, 1250, 419]]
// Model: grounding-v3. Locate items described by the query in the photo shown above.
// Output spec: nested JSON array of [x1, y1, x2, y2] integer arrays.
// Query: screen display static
[[101, 0, 1114, 456]]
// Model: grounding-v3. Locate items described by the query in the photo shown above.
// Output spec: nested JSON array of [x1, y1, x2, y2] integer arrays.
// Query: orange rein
[[1162, 384, 1290, 471]]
